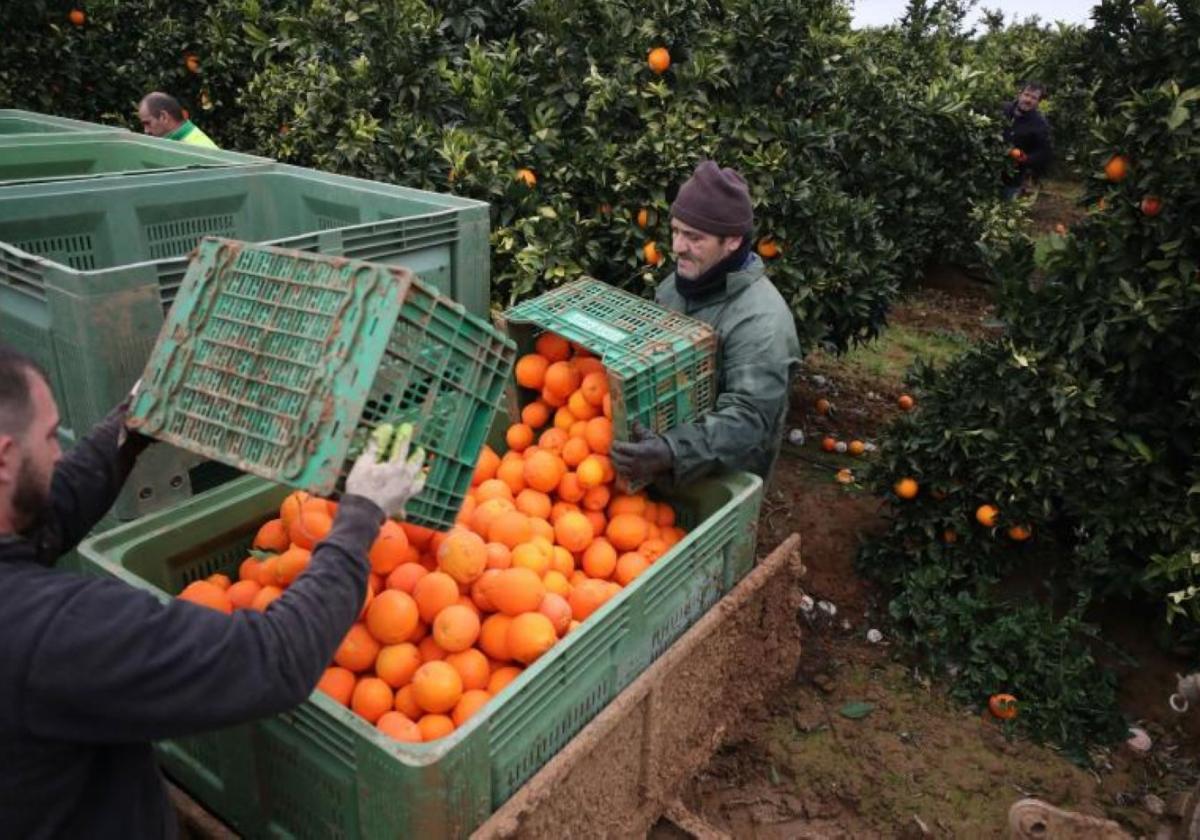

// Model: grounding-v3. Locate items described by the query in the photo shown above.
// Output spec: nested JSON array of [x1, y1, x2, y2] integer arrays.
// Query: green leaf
[[839, 701, 875, 719]]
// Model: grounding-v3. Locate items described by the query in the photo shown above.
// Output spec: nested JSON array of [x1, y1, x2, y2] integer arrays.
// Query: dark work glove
[[609, 420, 673, 486]]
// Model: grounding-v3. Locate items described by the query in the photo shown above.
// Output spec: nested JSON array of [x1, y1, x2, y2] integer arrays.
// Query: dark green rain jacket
[[655, 254, 801, 484]]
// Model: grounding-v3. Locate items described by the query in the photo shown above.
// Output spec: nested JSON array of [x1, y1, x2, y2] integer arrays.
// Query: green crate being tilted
[[127, 237, 515, 529]]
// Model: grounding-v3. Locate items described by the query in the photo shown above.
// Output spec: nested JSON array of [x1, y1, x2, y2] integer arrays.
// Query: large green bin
[[0, 109, 127, 136], [77, 466, 762, 838], [0, 133, 264, 184], [0, 163, 491, 520]]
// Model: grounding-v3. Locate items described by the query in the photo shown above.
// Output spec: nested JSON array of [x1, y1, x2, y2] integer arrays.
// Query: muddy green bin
[[77, 460, 762, 838], [0, 163, 491, 520], [0, 133, 264, 184], [0, 109, 127, 136]]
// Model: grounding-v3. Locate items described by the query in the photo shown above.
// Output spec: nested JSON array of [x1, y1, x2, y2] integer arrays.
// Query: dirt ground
[[652, 183, 1200, 839]]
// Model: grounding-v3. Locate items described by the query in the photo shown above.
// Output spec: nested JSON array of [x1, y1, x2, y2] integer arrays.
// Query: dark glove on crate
[[610, 421, 673, 486]]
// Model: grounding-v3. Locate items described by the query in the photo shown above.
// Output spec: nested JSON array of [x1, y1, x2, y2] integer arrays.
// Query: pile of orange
[[176, 331, 688, 744]]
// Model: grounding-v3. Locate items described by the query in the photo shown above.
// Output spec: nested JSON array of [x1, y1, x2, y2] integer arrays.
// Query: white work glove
[[345, 424, 428, 519]]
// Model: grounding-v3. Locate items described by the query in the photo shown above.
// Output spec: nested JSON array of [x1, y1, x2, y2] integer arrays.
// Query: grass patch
[[822, 324, 972, 382]]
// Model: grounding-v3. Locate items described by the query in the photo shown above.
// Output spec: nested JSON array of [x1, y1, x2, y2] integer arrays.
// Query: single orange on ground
[[988, 693, 1018, 720], [897, 394, 915, 411]]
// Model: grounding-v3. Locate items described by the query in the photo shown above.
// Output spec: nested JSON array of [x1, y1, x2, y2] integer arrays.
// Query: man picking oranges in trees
[[1002, 81, 1053, 199], [611, 161, 801, 488], [0, 345, 424, 837]]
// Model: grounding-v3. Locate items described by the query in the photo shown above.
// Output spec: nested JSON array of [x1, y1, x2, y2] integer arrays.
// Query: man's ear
[[0, 435, 17, 484]]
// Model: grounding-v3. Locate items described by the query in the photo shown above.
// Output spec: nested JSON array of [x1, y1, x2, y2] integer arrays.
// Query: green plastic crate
[[76, 467, 761, 838], [128, 238, 515, 530], [496, 279, 717, 456], [0, 162, 491, 520], [0, 133, 264, 184], [0, 109, 127, 136]]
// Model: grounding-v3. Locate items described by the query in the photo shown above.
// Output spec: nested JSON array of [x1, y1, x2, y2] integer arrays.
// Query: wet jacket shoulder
[[655, 255, 801, 483]]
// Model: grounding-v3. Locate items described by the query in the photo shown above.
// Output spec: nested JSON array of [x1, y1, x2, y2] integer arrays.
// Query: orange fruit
[[515, 353, 550, 389], [479, 614, 514, 661], [178, 580, 232, 614], [529, 516, 555, 544], [418, 713, 456, 741], [608, 493, 646, 517], [515, 168, 537, 188], [204, 573, 231, 590], [476, 478, 514, 503], [472, 444, 501, 486], [580, 372, 608, 407], [524, 450, 566, 494], [943, 528, 958, 544], [413, 571, 461, 624], [279, 490, 311, 529], [515, 488, 553, 520], [507, 612, 558, 664], [254, 518, 290, 552], [290, 508, 333, 551], [485, 567, 546, 616], [577, 456, 605, 488], [238, 557, 261, 582], [68, 9, 86, 26], [561, 436, 591, 468], [847, 440, 865, 456], [366, 590, 421, 645], [635, 207, 652, 229], [401, 522, 435, 552], [394, 685, 423, 720], [488, 666, 523, 695], [607, 513, 648, 552], [556, 472, 586, 503], [976, 504, 1000, 527], [643, 241, 663, 265], [418, 635, 447, 662], [386, 562, 429, 594], [821, 436, 836, 452], [554, 510, 594, 553], [549, 501, 580, 523], [553, 406, 577, 432], [615, 552, 650, 586], [647, 46, 671, 74], [1103, 154, 1129, 182], [336, 623, 381, 672], [351, 677, 395, 724], [535, 332, 571, 362], [537, 427, 569, 455], [581, 484, 610, 512], [582, 538, 617, 579], [544, 362, 581, 399], [368, 521, 409, 576], [484, 543, 512, 571], [438, 530, 488, 584], [432, 604, 481, 653], [227, 579, 262, 610], [568, 578, 611, 621], [894, 478, 919, 500], [251, 585, 283, 612], [452, 689, 491, 726], [506, 423, 535, 453], [756, 238, 781, 259], [550, 546, 575, 576], [602, 393, 612, 419], [583, 417, 613, 455], [521, 400, 551, 430], [445, 648, 491, 691], [567, 390, 598, 421], [375, 643, 423, 688], [487, 510, 534, 550], [897, 394, 915, 411], [639, 538, 668, 562], [317, 666, 356, 706], [496, 457, 527, 495], [583, 509, 607, 537], [656, 504, 676, 528], [471, 497, 515, 538], [543, 569, 571, 598], [376, 711, 422, 742], [412, 661, 464, 713], [511, 541, 553, 576], [538, 592, 573, 635], [1007, 524, 1033, 542]]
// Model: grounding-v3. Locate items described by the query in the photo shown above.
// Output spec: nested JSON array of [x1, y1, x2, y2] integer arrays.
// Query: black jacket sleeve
[[20, 494, 382, 743], [1021, 114, 1053, 174], [41, 406, 141, 559]]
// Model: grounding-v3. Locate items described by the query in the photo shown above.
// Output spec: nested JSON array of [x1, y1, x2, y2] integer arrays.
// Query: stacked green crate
[[0, 163, 491, 520], [0, 109, 127, 136]]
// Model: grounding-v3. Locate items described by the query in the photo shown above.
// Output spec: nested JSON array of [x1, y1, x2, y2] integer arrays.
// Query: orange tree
[[0, 0, 1020, 355], [859, 0, 1200, 755]]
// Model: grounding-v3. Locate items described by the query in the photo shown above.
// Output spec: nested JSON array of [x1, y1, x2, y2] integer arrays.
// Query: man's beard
[[12, 456, 50, 533]]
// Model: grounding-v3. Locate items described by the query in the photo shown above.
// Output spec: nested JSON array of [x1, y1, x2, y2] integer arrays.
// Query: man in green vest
[[137, 91, 218, 148]]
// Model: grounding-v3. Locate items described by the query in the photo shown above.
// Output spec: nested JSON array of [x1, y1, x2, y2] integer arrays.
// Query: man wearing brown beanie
[[611, 160, 800, 487]]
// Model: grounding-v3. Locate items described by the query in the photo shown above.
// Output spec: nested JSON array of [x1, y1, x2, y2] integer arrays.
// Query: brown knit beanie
[[669, 160, 754, 236]]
